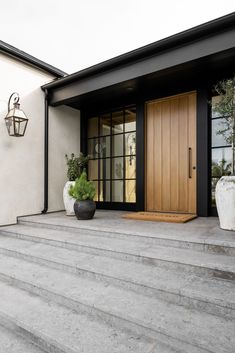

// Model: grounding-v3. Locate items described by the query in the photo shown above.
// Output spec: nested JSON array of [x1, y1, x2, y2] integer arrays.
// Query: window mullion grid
[[98, 115, 101, 201], [110, 113, 113, 202], [123, 109, 126, 202]]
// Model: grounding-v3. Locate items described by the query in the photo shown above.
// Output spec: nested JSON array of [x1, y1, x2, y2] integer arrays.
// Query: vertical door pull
[[188, 147, 192, 179]]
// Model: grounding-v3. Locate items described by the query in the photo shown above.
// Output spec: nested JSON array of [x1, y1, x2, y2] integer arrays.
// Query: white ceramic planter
[[63, 181, 75, 216], [215, 176, 235, 231]]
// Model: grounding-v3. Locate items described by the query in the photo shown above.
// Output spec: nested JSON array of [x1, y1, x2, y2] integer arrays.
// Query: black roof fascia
[[0, 40, 67, 78], [42, 12, 235, 90]]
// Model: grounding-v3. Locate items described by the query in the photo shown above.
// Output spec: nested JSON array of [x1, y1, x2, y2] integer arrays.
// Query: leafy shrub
[[69, 170, 96, 201], [65, 153, 89, 181]]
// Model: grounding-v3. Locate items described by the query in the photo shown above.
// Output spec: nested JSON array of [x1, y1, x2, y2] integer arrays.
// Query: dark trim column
[[196, 88, 210, 216], [42, 89, 49, 214], [80, 111, 88, 155], [136, 101, 145, 211]]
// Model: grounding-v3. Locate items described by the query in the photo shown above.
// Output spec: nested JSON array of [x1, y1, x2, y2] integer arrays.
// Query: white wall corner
[[48, 105, 80, 212]]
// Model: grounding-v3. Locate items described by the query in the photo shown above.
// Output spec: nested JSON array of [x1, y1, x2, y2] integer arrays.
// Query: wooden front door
[[146, 92, 197, 214]]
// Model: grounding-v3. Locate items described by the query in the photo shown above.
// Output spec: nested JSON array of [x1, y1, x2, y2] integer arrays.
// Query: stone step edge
[[0, 310, 76, 353], [17, 219, 235, 255], [0, 247, 234, 319], [0, 231, 234, 281], [0, 271, 214, 353]]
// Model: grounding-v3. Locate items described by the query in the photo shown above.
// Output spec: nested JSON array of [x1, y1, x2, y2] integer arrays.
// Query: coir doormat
[[122, 212, 197, 223]]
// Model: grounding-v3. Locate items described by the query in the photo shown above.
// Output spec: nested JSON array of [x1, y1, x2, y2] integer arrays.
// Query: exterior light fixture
[[5, 92, 29, 137]]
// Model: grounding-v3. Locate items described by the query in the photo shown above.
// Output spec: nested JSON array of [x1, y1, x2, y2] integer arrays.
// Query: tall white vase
[[215, 176, 235, 231], [63, 181, 75, 216]]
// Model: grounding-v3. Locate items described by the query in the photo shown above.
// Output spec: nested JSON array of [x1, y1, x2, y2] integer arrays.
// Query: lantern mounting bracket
[[8, 92, 20, 112]]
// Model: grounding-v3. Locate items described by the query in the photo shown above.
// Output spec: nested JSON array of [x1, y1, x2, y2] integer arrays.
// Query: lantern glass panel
[[5, 116, 28, 136], [5, 117, 13, 135], [15, 117, 28, 136]]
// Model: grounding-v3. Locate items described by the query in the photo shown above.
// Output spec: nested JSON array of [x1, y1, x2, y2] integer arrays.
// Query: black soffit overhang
[[41, 12, 235, 106]]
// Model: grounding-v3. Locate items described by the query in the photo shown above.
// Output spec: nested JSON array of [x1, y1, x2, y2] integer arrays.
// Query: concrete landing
[[18, 211, 235, 251]]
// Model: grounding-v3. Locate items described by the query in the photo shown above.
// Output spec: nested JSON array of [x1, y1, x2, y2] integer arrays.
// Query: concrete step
[[0, 324, 46, 353], [0, 225, 235, 280], [0, 237, 234, 320], [0, 279, 210, 353], [0, 214, 234, 352], [0, 267, 233, 353], [0, 280, 158, 353], [0, 250, 234, 332], [17, 217, 235, 256]]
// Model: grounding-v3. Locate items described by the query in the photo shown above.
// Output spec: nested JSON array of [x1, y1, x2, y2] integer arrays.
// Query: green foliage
[[212, 75, 235, 175], [65, 153, 89, 181], [69, 170, 96, 201], [211, 159, 231, 177], [213, 77, 235, 113]]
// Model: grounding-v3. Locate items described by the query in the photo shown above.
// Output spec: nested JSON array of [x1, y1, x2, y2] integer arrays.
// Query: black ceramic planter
[[74, 200, 96, 220]]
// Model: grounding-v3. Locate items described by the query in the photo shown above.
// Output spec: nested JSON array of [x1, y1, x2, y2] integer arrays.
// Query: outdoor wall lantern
[[4, 92, 29, 137]]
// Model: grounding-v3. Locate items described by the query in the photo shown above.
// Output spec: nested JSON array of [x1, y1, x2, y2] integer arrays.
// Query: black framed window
[[87, 106, 136, 203], [211, 95, 233, 206]]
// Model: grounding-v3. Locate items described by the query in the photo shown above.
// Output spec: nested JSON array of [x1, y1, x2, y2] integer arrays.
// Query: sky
[[0, 0, 234, 74]]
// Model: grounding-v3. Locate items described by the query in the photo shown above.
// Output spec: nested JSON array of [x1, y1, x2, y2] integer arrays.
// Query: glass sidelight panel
[[212, 118, 231, 148], [125, 156, 136, 179], [88, 138, 99, 159], [211, 96, 233, 207], [100, 114, 111, 136], [93, 181, 99, 202], [112, 111, 124, 134], [100, 136, 111, 158], [99, 181, 111, 202], [125, 132, 136, 156], [88, 137, 110, 159], [125, 180, 136, 202], [112, 157, 123, 179], [100, 158, 111, 180], [88, 160, 99, 180], [87, 105, 136, 203], [125, 107, 136, 132], [112, 134, 123, 157], [112, 180, 124, 202]]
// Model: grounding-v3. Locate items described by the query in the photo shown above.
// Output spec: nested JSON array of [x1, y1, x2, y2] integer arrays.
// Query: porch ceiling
[[68, 50, 235, 113], [42, 13, 235, 111]]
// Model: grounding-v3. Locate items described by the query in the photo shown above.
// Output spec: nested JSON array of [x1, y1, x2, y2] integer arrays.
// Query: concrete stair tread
[[18, 213, 235, 248], [0, 235, 234, 306], [0, 325, 45, 353], [0, 280, 156, 353], [0, 251, 234, 323], [1, 226, 235, 274], [0, 269, 233, 353], [4, 222, 233, 259], [1, 216, 235, 352], [0, 252, 234, 317]]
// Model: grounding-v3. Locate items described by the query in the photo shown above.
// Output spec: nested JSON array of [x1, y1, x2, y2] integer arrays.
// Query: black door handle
[[188, 147, 192, 179]]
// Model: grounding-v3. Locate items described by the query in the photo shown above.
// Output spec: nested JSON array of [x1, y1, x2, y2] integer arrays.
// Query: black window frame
[[86, 105, 137, 209], [210, 95, 233, 212]]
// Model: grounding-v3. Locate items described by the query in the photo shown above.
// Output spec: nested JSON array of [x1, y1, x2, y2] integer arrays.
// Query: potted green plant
[[213, 75, 235, 230], [69, 170, 96, 220], [63, 153, 89, 216]]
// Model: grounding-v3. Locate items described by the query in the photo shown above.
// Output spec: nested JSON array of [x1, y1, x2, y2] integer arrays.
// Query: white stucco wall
[[48, 105, 80, 212], [0, 52, 80, 225]]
